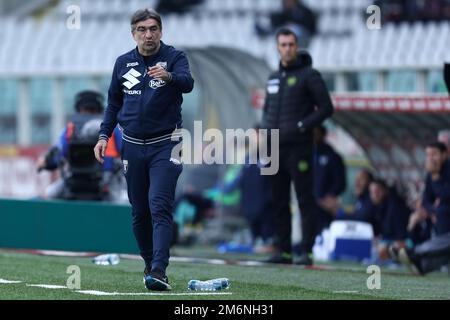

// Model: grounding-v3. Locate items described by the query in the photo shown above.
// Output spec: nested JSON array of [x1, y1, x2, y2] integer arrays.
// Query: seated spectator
[[327, 169, 379, 232], [422, 142, 450, 235], [255, 0, 317, 47], [369, 179, 411, 260], [389, 142, 450, 275], [220, 127, 275, 252], [438, 130, 450, 152], [156, 0, 203, 15], [350, 170, 377, 224], [313, 125, 347, 232], [375, 0, 450, 23]]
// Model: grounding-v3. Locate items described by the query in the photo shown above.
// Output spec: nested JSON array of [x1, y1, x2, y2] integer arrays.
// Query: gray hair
[[130, 9, 162, 31]]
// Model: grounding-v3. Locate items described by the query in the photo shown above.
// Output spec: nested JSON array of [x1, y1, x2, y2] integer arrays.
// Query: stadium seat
[[0, 0, 447, 78]]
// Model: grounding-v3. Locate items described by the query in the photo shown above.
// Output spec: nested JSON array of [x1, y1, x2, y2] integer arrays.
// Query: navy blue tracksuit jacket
[[99, 42, 194, 140], [99, 42, 194, 273], [314, 142, 346, 231], [314, 142, 346, 198]]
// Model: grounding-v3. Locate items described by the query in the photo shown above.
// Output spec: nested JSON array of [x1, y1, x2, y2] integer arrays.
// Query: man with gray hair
[[94, 9, 194, 291]]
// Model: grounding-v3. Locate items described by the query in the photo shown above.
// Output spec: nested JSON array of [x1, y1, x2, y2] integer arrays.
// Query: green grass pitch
[[0, 248, 449, 300]]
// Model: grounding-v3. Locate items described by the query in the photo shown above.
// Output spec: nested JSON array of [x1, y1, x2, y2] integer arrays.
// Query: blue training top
[[99, 41, 194, 141]]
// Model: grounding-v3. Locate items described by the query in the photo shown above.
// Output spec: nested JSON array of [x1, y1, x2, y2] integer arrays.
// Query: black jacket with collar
[[262, 51, 334, 145]]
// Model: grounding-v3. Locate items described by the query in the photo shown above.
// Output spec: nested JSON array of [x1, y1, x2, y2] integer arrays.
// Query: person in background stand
[[313, 125, 347, 233]]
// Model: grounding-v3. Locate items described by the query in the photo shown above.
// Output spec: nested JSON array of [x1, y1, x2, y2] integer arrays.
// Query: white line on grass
[[0, 278, 22, 284], [75, 290, 233, 296], [38, 250, 95, 257], [171, 257, 227, 265], [1, 278, 232, 296], [121, 254, 265, 266], [332, 290, 359, 294], [26, 284, 67, 289]]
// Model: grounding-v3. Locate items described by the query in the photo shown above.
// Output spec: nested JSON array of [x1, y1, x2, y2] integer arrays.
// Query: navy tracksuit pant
[[121, 138, 182, 274]]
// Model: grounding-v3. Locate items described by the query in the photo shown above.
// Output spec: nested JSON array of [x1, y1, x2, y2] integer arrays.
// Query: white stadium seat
[[0, 0, 447, 74]]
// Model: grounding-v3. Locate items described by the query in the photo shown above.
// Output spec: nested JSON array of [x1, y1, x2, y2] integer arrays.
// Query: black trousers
[[415, 232, 450, 274], [270, 143, 319, 255]]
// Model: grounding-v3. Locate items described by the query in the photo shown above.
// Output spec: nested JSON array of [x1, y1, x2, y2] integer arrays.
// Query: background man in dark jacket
[[390, 142, 450, 275], [255, 0, 317, 47], [420, 142, 450, 235], [325, 169, 380, 234], [369, 179, 410, 260], [346, 169, 376, 226], [313, 125, 347, 232], [270, 0, 317, 46], [262, 28, 334, 265]]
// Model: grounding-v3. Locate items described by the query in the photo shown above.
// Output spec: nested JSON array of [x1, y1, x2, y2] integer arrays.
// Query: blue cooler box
[[313, 221, 374, 262], [332, 238, 372, 261]]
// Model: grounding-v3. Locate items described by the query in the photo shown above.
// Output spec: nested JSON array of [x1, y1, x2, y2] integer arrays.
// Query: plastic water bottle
[[188, 278, 230, 291], [92, 254, 120, 266]]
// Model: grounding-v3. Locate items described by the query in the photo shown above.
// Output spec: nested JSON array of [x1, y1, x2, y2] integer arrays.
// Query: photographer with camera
[[37, 90, 123, 201]]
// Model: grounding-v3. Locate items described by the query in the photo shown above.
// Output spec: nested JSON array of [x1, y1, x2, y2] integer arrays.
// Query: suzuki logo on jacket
[[122, 68, 141, 89]]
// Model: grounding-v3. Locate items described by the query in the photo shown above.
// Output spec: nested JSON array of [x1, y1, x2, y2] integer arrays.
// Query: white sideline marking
[[38, 250, 94, 257], [1, 278, 232, 296], [333, 290, 359, 294], [75, 290, 233, 296], [238, 261, 266, 266], [122, 254, 261, 267], [26, 284, 67, 289], [172, 257, 226, 265], [9, 250, 268, 269], [0, 278, 22, 284]]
